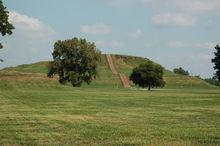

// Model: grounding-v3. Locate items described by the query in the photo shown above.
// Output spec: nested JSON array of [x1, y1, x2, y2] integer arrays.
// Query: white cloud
[[103, 0, 149, 6], [103, 0, 220, 27], [167, 41, 217, 49], [168, 41, 185, 48], [104, 0, 220, 14], [145, 41, 216, 49], [194, 42, 216, 49], [173, 0, 220, 15], [102, 0, 148, 6], [128, 29, 143, 38], [9, 11, 55, 39], [95, 40, 123, 49], [110, 40, 124, 48], [152, 13, 195, 27], [191, 53, 212, 61], [10, 11, 43, 31], [1, 11, 56, 68], [145, 42, 153, 48], [80, 23, 111, 35]]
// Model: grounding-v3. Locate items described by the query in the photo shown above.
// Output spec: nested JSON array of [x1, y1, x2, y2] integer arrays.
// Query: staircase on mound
[[106, 54, 131, 88], [106, 54, 117, 75], [119, 73, 131, 88]]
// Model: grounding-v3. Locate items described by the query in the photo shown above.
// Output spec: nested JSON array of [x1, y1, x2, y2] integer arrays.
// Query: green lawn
[[0, 54, 219, 145], [0, 88, 219, 145]]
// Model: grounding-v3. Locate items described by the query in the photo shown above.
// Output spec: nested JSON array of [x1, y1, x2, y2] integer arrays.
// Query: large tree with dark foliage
[[0, 0, 14, 62], [129, 61, 165, 91], [212, 45, 220, 81], [48, 37, 101, 87]]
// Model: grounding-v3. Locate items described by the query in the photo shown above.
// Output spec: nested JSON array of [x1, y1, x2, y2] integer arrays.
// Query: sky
[[1, 0, 220, 78]]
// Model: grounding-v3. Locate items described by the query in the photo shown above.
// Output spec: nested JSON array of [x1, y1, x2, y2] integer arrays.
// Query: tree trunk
[[148, 85, 151, 91]]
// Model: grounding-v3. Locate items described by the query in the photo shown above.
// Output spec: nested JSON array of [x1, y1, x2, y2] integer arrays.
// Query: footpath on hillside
[[106, 54, 131, 88]]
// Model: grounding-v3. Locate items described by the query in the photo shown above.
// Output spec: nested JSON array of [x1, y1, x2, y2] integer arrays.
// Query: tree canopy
[[173, 67, 189, 76], [129, 61, 165, 91], [48, 37, 101, 87], [212, 45, 220, 81], [0, 0, 14, 49]]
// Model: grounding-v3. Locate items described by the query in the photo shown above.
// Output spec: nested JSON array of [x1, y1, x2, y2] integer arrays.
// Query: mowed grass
[[0, 88, 219, 145], [0, 54, 219, 145]]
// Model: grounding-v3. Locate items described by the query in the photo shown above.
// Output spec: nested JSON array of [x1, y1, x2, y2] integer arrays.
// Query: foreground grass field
[[0, 54, 219, 145], [0, 88, 219, 145]]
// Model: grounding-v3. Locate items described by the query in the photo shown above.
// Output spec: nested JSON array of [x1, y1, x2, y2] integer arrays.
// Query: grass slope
[[112, 55, 215, 89], [1, 54, 216, 89], [0, 54, 219, 145]]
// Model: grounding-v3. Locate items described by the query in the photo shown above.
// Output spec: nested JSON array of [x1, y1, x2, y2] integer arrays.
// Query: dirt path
[[106, 54, 117, 75], [106, 54, 131, 88], [119, 73, 131, 88]]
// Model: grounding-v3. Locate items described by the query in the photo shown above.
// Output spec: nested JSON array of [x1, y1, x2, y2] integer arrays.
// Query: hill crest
[[0, 54, 216, 90]]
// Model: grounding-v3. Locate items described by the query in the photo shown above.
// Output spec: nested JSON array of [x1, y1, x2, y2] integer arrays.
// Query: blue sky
[[1, 0, 220, 77]]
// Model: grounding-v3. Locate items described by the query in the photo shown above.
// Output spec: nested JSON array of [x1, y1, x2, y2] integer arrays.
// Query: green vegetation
[[48, 38, 101, 87], [204, 78, 220, 86], [2, 61, 49, 73], [0, 0, 14, 39], [0, 54, 219, 145], [3, 54, 215, 89], [173, 67, 189, 76], [130, 61, 165, 90], [112, 55, 215, 89], [0, 0, 14, 61], [212, 45, 220, 81]]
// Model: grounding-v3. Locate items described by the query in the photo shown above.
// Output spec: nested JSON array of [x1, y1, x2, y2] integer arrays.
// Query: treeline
[[173, 67, 189, 76], [204, 78, 220, 86]]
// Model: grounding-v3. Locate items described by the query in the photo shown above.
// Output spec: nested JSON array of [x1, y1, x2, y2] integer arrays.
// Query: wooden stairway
[[106, 54, 117, 75], [106, 54, 131, 88], [119, 73, 131, 88]]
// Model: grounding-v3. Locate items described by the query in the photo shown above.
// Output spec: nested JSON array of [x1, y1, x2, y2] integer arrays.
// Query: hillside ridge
[[0, 54, 216, 89]]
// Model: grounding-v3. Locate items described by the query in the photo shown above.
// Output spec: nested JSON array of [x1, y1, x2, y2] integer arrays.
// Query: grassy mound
[[0, 54, 219, 145], [0, 54, 216, 90], [112, 55, 215, 89]]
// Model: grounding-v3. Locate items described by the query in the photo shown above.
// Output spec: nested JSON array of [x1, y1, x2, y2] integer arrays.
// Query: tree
[[212, 45, 220, 81], [173, 67, 189, 76], [129, 61, 165, 91], [0, 0, 14, 49], [0, 0, 14, 62], [48, 37, 101, 87]]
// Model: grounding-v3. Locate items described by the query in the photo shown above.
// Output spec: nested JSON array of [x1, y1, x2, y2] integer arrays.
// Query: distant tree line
[[173, 67, 189, 76], [204, 78, 220, 86]]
